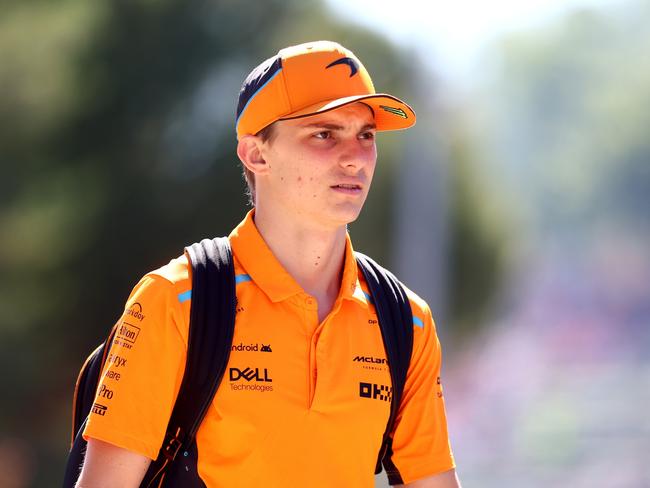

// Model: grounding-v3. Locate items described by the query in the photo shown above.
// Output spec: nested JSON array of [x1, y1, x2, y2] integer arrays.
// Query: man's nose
[[338, 138, 374, 171]]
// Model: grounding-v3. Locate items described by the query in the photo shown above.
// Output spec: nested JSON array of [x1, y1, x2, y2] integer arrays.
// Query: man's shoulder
[[399, 281, 431, 320], [145, 253, 191, 290], [355, 256, 432, 325], [392, 277, 433, 332]]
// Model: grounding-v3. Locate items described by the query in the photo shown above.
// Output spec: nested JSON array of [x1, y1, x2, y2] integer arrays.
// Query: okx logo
[[359, 382, 392, 402], [229, 367, 272, 382]]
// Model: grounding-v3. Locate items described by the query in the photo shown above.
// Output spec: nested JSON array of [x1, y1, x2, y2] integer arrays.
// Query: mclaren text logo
[[353, 355, 387, 365], [359, 382, 392, 402], [353, 355, 388, 371]]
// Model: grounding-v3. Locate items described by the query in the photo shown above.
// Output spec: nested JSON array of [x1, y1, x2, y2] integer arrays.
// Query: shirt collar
[[229, 209, 370, 308]]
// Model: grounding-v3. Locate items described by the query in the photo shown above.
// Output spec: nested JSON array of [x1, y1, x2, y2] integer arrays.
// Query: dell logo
[[229, 367, 273, 382]]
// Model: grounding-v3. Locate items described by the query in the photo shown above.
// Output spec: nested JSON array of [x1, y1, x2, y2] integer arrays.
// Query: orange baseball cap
[[235, 40, 416, 139]]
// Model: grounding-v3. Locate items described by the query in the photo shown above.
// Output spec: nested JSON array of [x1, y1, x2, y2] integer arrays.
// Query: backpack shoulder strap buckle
[[162, 428, 184, 462]]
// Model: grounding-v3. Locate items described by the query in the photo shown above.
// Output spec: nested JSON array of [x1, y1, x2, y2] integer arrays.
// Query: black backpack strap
[[141, 237, 236, 487], [355, 252, 414, 485]]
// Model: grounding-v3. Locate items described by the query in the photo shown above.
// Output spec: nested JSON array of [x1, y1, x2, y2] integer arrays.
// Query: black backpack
[[63, 237, 413, 487]]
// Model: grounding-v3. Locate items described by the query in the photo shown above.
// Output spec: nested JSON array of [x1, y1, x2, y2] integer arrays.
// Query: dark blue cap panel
[[236, 55, 283, 121]]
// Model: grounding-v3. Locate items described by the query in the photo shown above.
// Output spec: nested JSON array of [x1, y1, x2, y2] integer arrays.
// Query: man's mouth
[[331, 184, 362, 190], [331, 183, 363, 195]]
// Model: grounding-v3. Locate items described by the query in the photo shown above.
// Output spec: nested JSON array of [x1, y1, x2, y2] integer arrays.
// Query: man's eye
[[360, 131, 375, 140], [314, 131, 331, 139]]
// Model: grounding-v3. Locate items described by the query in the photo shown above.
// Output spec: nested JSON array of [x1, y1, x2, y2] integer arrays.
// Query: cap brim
[[278, 94, 416, 131]]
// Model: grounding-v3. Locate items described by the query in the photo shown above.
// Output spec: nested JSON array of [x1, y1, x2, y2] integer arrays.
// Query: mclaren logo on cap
[[380, 105, 408, 118], [326, 57, 359, 77]]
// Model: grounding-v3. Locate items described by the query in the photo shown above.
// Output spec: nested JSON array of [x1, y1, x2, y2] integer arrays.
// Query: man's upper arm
[[77, 264, 189, 485], [82, 273, 187, 459], [75, 438, 151, 488], [384, 301, 457, 484]]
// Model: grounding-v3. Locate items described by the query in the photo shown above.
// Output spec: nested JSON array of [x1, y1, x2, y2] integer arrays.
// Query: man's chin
[[327, 205, 364, 228]]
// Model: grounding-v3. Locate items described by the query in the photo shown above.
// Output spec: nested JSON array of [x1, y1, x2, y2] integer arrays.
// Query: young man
[[76, 41, 461, 487]]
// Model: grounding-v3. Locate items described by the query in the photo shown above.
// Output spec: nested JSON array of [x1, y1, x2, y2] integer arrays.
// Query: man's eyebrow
[[300, 122, 377, 131]]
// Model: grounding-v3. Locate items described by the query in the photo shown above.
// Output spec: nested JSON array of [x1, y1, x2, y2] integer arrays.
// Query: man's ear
[[237, 135, 270, 176]]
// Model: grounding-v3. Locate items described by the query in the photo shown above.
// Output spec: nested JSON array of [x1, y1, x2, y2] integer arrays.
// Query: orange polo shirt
[[84, 210, 455, 486]]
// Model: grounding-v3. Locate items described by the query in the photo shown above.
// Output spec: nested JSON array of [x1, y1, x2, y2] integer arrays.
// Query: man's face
[[257, 102, 377, 230]]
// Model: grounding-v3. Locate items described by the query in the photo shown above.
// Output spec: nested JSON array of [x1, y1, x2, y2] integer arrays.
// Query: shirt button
[[305, 297, 314, 306]]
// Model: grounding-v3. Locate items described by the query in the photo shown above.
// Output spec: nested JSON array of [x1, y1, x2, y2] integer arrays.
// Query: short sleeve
[[83, 274, 187, 460], [385, 306, 456, 484]]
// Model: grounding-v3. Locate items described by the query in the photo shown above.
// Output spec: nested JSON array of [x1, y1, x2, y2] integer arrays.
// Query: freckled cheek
[[292, 169, 313, 198], [283, 153, 305, 187], [292, 154, 320, 190], [294, 173, 318, 198]]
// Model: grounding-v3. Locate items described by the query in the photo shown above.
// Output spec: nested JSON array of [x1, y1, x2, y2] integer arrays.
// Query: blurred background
[[1, 0, 648, 486]]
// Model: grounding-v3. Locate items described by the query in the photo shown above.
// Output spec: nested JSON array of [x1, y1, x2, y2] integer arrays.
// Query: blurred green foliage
[[447, 126, 511, 339], [481, 1, 650, 242]]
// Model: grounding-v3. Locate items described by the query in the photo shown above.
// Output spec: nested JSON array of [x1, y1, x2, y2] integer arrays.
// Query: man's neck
[[253, 207, 347, 321]]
